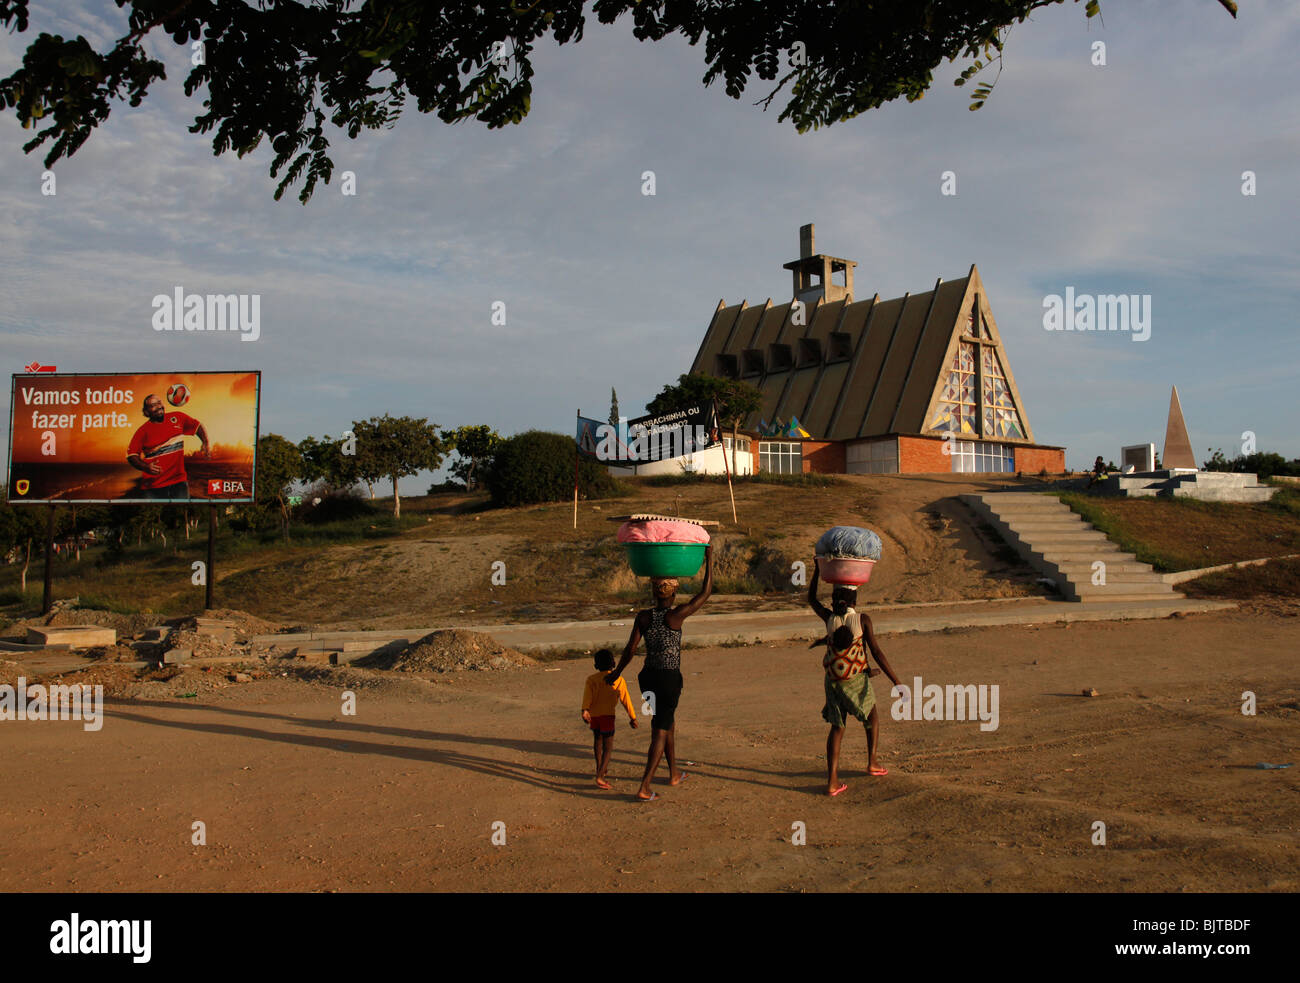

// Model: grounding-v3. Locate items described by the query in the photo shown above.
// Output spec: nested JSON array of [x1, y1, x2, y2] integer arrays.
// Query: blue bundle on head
[[815, 525, 883, 561]]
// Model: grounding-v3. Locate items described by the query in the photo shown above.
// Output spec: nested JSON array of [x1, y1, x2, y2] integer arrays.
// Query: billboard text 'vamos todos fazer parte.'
[[7, 371, 260, 503]]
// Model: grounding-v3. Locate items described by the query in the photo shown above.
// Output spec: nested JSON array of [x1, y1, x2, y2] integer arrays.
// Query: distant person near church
[[1088, 455, 1107, 487]]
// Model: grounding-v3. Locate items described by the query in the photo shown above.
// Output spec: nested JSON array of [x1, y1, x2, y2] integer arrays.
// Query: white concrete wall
[[606, 441, 754, 477]]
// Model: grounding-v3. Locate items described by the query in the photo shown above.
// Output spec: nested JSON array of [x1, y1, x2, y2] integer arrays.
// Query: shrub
[[1204, 449, 1299, 478], [483, 431, 622, 507], [299, 484, 375, 524]]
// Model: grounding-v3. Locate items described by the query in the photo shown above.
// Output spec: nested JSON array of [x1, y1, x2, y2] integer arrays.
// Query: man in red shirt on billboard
[[126, 394, 210, 500]]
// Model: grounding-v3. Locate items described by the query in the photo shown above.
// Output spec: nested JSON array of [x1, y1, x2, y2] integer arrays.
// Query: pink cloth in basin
[[616, 519, 711, 544]]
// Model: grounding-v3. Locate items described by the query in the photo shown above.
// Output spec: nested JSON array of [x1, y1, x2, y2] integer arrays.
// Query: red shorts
[[590, 715, 616, 735]]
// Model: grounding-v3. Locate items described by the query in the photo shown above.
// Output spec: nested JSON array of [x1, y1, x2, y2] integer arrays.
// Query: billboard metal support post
[[206, 503, 216, 611], [42, 503, 55, 615]]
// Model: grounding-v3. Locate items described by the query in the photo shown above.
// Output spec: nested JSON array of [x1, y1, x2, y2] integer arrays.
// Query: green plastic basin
[[624, 542, 707, 578]]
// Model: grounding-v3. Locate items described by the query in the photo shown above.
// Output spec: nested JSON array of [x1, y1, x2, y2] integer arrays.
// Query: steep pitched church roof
[[689, 258, 1035, 444]]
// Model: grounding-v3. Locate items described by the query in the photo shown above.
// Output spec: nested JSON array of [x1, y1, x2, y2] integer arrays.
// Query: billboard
[[7, 371, 260, 503]]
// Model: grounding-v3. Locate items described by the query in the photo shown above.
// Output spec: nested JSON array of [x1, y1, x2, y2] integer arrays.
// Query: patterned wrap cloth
[[820, 609, 876, 728]]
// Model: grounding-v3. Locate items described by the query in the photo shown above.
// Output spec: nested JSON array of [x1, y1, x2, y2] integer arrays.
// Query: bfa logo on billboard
[[207, 479, 248, 495], [15, 480, 30, 495]]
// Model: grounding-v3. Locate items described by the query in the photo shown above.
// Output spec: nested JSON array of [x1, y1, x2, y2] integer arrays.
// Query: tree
[[446, 425, 501, 492], [483, 430, 619, 507], [1203, 448, 1296, 479], [350, 414, 447, 518], [647, 373, 762, 474], [609, 388, 619, 430], [299, 433, 360, 492], [1241, 452, 1286, 479], [0, 490, 45, 594], [256, 433, 304, 540], [0, 1, 1237, 202]]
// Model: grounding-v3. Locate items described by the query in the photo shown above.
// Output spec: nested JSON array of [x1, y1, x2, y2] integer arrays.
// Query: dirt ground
[[206, 474, 1052, 629], [2, 605, 1296, 892]]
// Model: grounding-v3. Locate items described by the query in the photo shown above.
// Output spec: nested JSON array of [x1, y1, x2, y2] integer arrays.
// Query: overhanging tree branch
[[0, 0, 1240, 202]]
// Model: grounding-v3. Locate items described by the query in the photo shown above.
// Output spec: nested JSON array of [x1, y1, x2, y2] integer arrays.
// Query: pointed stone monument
[[1162, 386, 1197, 470]]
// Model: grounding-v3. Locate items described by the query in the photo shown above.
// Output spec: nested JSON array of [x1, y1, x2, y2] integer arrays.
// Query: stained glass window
[[966, 306, 994, 340], [981, 347, 1025, 439], [928, 341, 978, 434]]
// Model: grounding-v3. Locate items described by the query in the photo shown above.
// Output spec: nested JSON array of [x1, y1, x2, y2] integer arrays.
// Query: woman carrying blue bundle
[[809, 527, 900, 797]]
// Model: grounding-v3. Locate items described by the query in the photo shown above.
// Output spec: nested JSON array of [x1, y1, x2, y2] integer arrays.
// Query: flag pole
[[714, 398, 738, 524], [574, 409, 580, 530]]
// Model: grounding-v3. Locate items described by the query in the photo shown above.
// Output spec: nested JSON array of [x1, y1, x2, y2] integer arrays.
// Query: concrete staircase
[[961, 492, 1182, 603], [1098, 470, 1276, 502]]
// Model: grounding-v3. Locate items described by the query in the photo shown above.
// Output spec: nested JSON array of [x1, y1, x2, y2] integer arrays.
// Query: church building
[[689, 225, 1066, 475]]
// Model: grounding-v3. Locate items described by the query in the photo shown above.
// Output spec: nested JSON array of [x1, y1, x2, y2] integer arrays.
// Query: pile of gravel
[[357, 630, 535, 673]]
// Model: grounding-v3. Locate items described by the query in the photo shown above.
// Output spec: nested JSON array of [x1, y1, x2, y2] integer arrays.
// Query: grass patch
[[747, 472, 841, 488], [75, 594, 140, 615], [1054, 492, 1184, 571], [644, 472, 840, 489], [1263, 482, 1300, 519], [713, 636, 760, 648], [0, 588, 29, 607], [1181, 557, 1300, 600], [243, 514, 427, 546], [1053, 491, 1300, 573], [714, 576, 765, 595]]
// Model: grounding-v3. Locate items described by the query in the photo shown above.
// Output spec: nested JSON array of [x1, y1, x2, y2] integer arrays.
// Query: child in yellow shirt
[[582, 649, 638, 789]]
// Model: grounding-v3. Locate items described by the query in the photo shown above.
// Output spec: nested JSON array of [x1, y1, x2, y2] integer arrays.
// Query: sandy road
[[1, 608, 1297, 893]]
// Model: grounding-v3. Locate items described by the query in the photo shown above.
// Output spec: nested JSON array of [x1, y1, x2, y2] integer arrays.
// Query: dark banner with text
[[578, 403, 720, 464]]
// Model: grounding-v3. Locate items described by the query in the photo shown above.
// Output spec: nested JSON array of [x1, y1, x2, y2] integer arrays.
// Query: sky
[[3, 0, 1298, 494]]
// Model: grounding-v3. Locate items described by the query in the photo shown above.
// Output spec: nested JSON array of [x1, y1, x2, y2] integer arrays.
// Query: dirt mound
[[141, 609, 296, 663], [173, 608, 285, 641], [79, 643, 143, 663], [159, 628, 238, 660], [357, 629, 535, 673]]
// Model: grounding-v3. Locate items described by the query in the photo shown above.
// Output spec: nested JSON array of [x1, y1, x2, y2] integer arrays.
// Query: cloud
[[1, 0, 1296, 490]]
